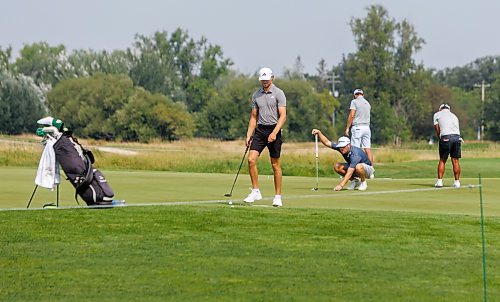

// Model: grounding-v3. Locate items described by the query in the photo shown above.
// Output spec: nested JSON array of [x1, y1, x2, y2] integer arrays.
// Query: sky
[[1, 0, 499, 76]]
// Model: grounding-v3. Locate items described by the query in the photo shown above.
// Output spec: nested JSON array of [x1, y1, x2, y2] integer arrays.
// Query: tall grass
[[0, 135, 498, 176]]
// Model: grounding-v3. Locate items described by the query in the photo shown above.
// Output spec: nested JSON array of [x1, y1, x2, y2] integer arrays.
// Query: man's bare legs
[[248, 150, 260, 189], [271, 157, 282, 195], [365, 148, 374, 166]]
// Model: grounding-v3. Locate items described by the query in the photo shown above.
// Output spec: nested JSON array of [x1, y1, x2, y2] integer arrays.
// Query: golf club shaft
[[315, 134, 319, 187], [227, 144, 250, 196]]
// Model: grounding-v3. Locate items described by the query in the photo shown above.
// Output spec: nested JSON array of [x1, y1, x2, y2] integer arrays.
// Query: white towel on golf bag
[[35, 137, 60, 190]]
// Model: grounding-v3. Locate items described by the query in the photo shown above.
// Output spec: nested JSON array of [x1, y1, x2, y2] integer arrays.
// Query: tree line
[[0, 5, 498, 143]]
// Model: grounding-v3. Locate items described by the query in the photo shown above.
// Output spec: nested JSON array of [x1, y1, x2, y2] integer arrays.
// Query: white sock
[[252, 188, 260, 193], [274, 195, 281, 199]]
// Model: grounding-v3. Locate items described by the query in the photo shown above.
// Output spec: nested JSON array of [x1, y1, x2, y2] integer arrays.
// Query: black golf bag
[[53, 132, 114, 206]]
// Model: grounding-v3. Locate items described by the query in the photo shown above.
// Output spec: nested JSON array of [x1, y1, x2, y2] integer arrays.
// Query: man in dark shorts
[[433, 103, 462, 188], [311, 129, 374, 191], [244, 67, 287, 207]]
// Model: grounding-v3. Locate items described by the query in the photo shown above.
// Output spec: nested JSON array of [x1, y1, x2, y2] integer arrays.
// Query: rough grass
[[0, 136, 498, 176]]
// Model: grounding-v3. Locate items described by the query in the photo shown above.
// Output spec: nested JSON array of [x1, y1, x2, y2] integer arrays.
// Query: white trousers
[[351, 125, 371, 148]]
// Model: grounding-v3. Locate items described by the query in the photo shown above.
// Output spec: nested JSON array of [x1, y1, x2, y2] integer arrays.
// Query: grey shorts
[[341, 163, 374, 178]]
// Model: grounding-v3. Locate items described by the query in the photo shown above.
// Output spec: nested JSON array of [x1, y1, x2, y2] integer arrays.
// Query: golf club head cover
[[37, 116, 64, 131]]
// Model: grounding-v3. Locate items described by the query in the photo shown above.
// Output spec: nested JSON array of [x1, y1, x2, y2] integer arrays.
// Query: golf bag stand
[[26, 183, 66, 209]]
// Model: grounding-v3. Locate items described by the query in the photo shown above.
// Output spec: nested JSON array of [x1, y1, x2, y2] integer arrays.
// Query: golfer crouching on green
[[311, 129, 374, 191]]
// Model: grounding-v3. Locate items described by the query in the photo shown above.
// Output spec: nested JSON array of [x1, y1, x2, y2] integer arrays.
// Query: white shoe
[[348, 179, 360, 190], [244, 190, 262, 203], [435, 179, 443, 188], [272, 197, 282, 207], [370, 170, 375, 179], [358, 181, 368, 191], [453, 180, 460, 188]]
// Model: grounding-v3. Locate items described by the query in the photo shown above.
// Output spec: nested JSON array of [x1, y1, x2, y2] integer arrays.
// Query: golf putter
[[224, 141, 251, 197]]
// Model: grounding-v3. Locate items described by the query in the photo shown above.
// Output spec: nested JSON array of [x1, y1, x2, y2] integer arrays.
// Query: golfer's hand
[[245, 136, 252, 147], [311, 129, 320, 135], [268, 132, 277, 143], [345, 128, 350, 136], [334, 184, 343, 191]]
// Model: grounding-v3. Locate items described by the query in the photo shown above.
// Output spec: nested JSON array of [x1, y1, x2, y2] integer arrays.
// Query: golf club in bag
[[53, 131, 118, 206], [312, 133, 319, 191], [224, 141, 251, 198]]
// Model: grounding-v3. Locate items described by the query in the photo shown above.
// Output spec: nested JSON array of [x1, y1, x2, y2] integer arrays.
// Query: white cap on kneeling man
[[332, 136, 350, 148]]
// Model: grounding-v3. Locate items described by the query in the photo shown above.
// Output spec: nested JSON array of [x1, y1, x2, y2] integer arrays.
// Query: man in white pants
[[345, 89, 374, 173]]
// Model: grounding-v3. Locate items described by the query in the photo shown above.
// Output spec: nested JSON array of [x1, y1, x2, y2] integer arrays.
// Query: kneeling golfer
[[311, 129, 374, 191]]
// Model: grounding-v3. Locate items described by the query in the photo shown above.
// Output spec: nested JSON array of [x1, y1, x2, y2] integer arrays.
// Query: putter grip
[[315, 134, 319, 157]]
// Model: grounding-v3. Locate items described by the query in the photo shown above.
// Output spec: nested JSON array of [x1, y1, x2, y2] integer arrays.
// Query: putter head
[[224, 193, 232, 197], [312, 187, 319, 191]]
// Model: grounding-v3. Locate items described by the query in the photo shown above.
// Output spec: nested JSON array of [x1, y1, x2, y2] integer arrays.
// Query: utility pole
[[327, 71, 340, 127], [474, 80, 490, 141]]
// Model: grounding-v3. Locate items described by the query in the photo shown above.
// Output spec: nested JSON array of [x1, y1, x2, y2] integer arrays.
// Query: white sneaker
[[358, 181, 368, 191], [454, 180, 460, 188], [348, 179, 360, 190], [435, 179, 443, 188], [244, 190, 262, 203], [370, 170, 375, 179], [272, 196, 282, 207]]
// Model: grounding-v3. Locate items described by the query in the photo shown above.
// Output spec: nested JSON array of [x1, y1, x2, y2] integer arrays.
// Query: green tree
[[195, 75, 255, 140], [337, 5, 431, 144], [127, 29, 231, 112], [113, 88, 194, 142], [484, 73, 500, 140], [68, 49, 130, 77], [0, 46, 12, 72], [278, 79, 338, 141], [186, 44, 232, 112], [14, 42, 73, 87], [0, 71, 46, 134], [283, 56, 306, 80], [47, 73, 134, 139], [434, 56, 500, 90]]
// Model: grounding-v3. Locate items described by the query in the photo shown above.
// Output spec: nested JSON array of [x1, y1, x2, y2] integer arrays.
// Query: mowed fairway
[[1, 166, 499, 301]]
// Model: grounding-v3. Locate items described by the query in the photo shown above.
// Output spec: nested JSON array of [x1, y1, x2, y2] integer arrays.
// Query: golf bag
[[53, 132, 114, 206]]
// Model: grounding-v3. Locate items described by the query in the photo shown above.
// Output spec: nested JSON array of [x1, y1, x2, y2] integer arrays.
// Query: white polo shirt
[[349, 96, 371, 126], [433, 109, 460, 137]]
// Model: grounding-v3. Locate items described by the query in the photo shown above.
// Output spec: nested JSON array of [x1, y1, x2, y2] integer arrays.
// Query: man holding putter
[[433, 103, 462, 188], [244, 67, 287, 207], [311, 129, 374, 191]]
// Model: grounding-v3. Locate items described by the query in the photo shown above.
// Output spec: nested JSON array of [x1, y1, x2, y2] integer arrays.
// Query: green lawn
[[1, 160, 499, 301], [1, 206, 499, 301]]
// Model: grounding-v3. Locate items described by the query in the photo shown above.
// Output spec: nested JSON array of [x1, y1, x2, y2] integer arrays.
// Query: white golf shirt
[[433, 109, 460, 137]]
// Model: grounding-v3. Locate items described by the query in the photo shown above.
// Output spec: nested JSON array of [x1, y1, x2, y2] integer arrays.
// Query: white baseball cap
[[353, 89, 364, 95], [439, 103, 450, 110], [332, 136, 350, 148], [258, 67, 274, 81]]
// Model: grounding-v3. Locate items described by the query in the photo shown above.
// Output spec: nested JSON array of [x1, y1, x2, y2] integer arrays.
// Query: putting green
[[1, 167, 498, 217]]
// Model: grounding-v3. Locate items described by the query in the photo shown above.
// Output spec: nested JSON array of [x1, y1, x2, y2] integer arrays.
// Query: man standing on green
[[345, 89, 374, 168], [244, 67, 287, 207], [433, 103, 462, 188]]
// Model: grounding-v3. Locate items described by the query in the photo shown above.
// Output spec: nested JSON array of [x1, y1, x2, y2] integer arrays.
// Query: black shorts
[[439, 134, 461, 160], [250, 124, 283, 158]]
